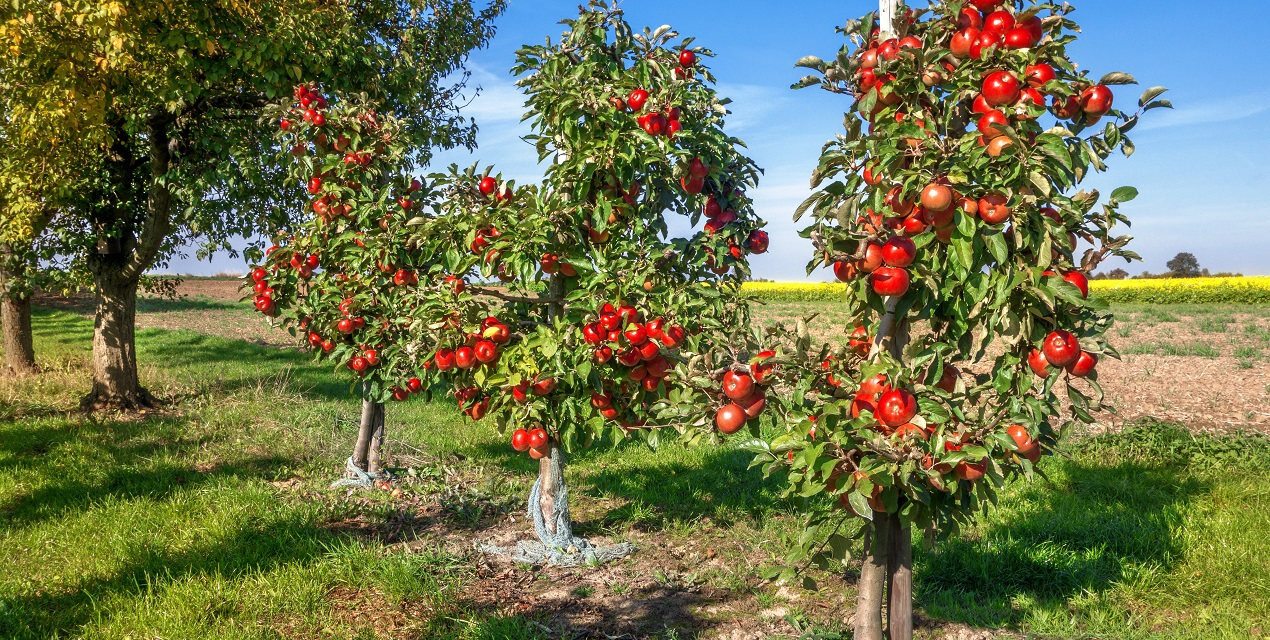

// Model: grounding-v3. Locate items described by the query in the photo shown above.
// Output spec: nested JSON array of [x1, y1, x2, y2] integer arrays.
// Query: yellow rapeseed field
[[743, 276, 1270, 304]]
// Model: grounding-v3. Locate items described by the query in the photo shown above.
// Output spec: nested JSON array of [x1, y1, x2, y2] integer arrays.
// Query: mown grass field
[[2, 295, 1269, 639]]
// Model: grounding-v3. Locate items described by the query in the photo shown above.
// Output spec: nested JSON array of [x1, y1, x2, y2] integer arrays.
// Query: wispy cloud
[[454, 64, 528, 125], [1137, 95, 1270, 132], [715, 82, 796, 133]]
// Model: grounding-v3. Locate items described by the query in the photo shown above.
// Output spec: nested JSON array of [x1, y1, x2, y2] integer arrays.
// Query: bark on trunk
[[536, 272, 568, 536], [537, 443, 565, 536], [81, 112, 177, 411], [887, 512, 914, 640], [0, 244, 37, 375], [855, 516, 889, 640], [368, 402, 387, 474], [83, 274, 153, 410], [1, 292, 36, 375], [352, 397, 381, 472]]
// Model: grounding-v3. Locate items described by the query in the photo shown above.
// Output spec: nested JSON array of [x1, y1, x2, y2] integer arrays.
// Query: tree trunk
[[537, 443, 565, 536], [855, 516, 889, 640], [81, 113, 176, 411], [367, 401, 387, 474], [352, 397, 380, 472], [0, 244, 37, 375], [84, 273, 153, 410], [887, 513, 914, 640], [536, 272, 568, 536], [1, 292, 36, 375]]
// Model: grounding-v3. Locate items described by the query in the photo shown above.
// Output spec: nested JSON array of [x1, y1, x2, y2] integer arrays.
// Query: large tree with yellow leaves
[[0, 0, 506, 407]]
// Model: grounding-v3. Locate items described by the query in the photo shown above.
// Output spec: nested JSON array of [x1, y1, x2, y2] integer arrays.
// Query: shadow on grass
[[0, 416, 293, 530], [0, 508, 344, 640], [583, 447, 791, 530], [915, 458, 1206, 628], [461, 441, 790, 533], [0, 411, 358, 640]]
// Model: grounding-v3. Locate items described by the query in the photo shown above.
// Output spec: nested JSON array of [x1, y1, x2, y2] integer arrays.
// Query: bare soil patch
[[321, 470, 1013, 640], [753, 301, 1270, 434]]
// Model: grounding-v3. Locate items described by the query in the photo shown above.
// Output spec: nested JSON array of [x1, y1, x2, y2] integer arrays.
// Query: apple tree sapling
[[755, 2, 1169, 638]]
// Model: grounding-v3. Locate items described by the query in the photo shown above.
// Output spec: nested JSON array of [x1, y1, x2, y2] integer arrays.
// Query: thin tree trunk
[[887, 513, 913, 640], [855, 516, 889, 640], [83, 273, 152, 409], [352, 397, 378, 472], [537, 443, 564, 536], [368, 402, 386, 474], [535, 271, 568, 536]]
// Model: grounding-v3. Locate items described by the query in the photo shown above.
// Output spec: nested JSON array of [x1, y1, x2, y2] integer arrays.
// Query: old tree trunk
[[0, 243, 38, 374], [82, 113, 176, 410]]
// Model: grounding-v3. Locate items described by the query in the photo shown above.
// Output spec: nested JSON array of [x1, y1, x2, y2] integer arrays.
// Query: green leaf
[[1110, 186, 1138, 204], [848, 492, 873, 519], [1098, 71, 1137, 86], [1138, 86, 1168, 107], [795, 56, 827, 71]]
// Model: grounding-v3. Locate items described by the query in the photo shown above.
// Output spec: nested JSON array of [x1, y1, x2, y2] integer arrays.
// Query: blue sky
[[171, 0, 1270, 279]]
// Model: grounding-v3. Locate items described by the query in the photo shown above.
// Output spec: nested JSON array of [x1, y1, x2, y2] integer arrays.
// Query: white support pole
[[878, 0, 899, 38]]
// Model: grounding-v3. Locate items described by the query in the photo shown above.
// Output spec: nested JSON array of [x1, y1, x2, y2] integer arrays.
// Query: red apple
[[527, 428, 548, 449], [722, 371, 756, 401], [1027, 348, 1050, 377], [511, 429, 531, 452], [870, 267, 910, 297], [474, 339, 499, 364], [1066, 351, 1097, 377], [978, 193, 1011, 224], [876, 389, 918, 428], [982, 10, 1015, 34], [1062, 270, 1089, 298], [628, 88, 649, 112], [531, 377, 557, 396], [1081, 85, 1114, 116], [737, 388, 767, 418], [981, 71, 1022, 106], [1025, 63, 1056, 88], [1042, 330, 1080, 368], [715, 403, 747, 434], [881, 237, 917, 268]]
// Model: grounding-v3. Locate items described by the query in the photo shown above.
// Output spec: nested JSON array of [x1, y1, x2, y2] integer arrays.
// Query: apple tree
[[1, 0, 506, 409], [750, 1, 1169, 638], [250, 5, 774, 559], [409, 2, 773, 564]]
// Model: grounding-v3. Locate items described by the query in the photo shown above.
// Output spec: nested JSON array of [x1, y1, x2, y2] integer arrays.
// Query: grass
[[1123, 342, 1222, 358], [1, 306, 1269, 638]]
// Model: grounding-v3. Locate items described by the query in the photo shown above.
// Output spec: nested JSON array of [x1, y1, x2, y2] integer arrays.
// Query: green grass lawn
[[2, 308, 1268, 639]]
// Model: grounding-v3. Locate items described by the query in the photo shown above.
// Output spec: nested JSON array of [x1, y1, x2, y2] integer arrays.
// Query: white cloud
[[454, 64, 528, 125], [1137, 95, 1270, 132]]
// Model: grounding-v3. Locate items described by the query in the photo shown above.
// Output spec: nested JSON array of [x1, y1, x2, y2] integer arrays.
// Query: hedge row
[[742, 277, 1270, 305]]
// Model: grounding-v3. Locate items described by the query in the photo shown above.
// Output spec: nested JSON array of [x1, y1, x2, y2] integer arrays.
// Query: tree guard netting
[[331, 455, 389, 489], [480, 451, 635, 567]]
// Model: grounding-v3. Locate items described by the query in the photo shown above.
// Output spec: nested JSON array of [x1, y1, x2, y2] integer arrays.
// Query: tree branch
[[467, 285, 562, 305]]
